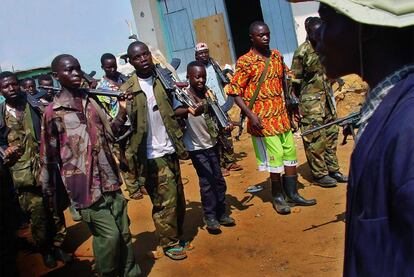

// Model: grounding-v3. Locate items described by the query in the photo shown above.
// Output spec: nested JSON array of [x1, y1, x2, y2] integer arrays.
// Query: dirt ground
[[16, 86, 366, 277]]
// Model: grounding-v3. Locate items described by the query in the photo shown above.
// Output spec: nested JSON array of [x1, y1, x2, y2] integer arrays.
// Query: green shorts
[[251, 131, 298, 173]]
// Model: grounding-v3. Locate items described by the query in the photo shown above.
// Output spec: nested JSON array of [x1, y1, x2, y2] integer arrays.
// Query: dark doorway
[[224, 0, 264, 58]]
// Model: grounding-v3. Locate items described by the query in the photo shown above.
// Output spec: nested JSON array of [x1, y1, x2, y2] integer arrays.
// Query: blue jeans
[[189, 146, 227, 220]]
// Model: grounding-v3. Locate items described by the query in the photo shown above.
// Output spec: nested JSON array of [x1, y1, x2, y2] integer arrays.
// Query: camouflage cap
[[288, 0, 414, 28]]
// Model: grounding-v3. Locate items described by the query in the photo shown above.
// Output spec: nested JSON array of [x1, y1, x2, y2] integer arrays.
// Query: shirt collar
[[52, 87, 87, 111]]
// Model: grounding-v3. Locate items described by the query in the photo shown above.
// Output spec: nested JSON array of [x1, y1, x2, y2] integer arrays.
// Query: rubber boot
[[271, 180, 291, 214], [283, 175, 317, 206]]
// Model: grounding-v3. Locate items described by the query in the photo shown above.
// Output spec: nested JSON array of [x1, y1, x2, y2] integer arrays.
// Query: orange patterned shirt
[[226, 49, 291, 137]]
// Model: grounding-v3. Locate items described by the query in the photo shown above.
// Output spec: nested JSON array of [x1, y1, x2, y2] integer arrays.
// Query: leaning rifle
[[301, 111, 361, 145]]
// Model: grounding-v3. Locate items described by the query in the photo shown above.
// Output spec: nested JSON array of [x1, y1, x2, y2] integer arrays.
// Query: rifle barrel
[[301, 112, 360, 137]]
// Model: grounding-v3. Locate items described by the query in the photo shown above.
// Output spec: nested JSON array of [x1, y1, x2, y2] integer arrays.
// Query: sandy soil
[[16, 88, 365, 277]]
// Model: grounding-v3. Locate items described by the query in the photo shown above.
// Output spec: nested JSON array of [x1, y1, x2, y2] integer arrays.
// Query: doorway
[[224, 0, 264, 58]]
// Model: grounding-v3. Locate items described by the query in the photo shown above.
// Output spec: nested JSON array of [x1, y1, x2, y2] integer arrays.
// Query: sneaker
[[315, 175, 337, 188], [218, 215, 236, 226], [227, 163, 243, 171], [179, 241, 194, 251], [221, 168, 230, 177], [204, 217, 221, 231], [329, 171, 348, 183], [164, 245, 187, 260]]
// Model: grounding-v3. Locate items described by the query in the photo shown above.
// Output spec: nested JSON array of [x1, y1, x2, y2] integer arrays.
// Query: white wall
[[290, 2, 319, 46]]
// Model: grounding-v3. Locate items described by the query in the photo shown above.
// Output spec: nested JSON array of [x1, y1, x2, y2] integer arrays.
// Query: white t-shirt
[[183, 113, 216, 151], [138, 76, 175, 159]]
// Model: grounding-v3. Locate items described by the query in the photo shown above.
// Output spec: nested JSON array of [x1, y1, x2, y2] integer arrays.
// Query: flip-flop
[[246, 185, 264, 193]]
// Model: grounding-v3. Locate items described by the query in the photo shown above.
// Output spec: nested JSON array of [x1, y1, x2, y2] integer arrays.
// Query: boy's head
[[187, 61, 206, 92], [194, 42, 210, 65], [249, 21, 270, 51], [100, 53, 118, 79], [127, 41, 154, 76], [51, 54, 83, 89], [0, 71, 22, 104], [38, 74, 55, 101], [21, 77, 36, 95]]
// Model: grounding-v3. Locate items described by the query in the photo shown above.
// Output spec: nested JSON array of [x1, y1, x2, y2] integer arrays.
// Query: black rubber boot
[[271, 180, 291, 214], [283, 175, 317, 206]]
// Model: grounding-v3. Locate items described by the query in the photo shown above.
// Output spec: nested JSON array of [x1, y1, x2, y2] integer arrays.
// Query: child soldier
[[0, 71, 67, 268], [38, 54, 140, 276], [20, 77, 37, 96], [175, 61, 235, 232], [37, 74, 56, 103], [121, 41, 190, 260]]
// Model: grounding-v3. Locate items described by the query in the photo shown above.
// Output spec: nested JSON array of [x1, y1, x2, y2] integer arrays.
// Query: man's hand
[[249, 113, 263, 132], [3, 145, 22, 166], [188, 103, 204, 116]]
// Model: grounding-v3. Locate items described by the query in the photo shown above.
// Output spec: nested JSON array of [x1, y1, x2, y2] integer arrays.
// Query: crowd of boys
[[0, 11, 367, 275]]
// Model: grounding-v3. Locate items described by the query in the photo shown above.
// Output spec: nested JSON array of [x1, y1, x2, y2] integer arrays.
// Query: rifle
[[301, 111, 360, 145], [0, 147, 5, 160], [209, 58, 233, 85], [153, 64, 198, 109], [235, 112, 246, 141], [282, 57, 299, 132], [38, 85, 124, 98]]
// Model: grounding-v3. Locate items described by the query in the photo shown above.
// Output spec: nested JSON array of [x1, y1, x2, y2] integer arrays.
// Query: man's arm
[[231, 95, 263, 131]]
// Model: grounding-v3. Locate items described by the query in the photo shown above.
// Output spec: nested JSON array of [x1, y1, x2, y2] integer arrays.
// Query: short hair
[[127, 41, 148, 57], [187, 60, 205, 72], [249, 21, 268, 35], [37, 74, 53, 82], [0, 71, 17, 81], [100, 53, 116, 65], [21, 77, 35, 85], [51, 54, 74, 72], [305, 17, 322, 33]]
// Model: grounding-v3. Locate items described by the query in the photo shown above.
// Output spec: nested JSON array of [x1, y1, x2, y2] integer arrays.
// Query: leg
[[79, 196, 122, 276], [189, 149, 219, 220], [146, 155, 184, 248], [280, 131, 316, 206], [209, 147, 228, 219], [324, 122, 348, 182]]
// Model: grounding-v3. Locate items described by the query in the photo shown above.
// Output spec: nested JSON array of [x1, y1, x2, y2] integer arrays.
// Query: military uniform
[[291, 41, 340, 179], [121, 74, 186, 248]]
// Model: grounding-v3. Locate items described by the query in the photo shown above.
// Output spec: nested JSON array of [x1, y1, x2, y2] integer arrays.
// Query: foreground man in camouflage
[[39, 54, 140, 276], [291, 16, 348, 187], [290, 0, 414, 275], [122, 41, 189, 260]]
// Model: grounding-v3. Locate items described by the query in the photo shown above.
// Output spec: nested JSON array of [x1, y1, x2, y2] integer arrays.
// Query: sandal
[[130, 191, 144, 200], [179, 241, 194, 251], [164, 245, 187, 260], [227, 163, 243, 171], [246, 185, 264, 193]]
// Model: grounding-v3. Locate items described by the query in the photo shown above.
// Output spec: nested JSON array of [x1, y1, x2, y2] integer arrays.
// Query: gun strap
[[248, 56, 270, 110]]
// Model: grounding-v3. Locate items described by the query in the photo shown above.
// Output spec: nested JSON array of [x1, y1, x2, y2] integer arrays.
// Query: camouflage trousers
[[217, 131, 237, 169], [146, 153, 186, 248], [300, 115, 340, 179], [79, 190, 140, 277], [18, 189, 66, 249]]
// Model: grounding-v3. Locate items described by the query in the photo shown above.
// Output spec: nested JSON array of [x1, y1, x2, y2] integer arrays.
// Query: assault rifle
[[282, 57, 299, 132], [209, 58, 233, 85], [301, 111, 360, 145], [38, 85, 124, 98], [153, 63, 198, 109]]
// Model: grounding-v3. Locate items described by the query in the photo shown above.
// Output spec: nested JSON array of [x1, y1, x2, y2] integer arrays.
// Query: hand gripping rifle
[[153, 64, 198, 109], [301, 111, 360, 145]]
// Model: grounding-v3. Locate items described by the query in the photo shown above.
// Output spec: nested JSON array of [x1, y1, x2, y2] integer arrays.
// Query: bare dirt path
[[17, 129, 353, 277]]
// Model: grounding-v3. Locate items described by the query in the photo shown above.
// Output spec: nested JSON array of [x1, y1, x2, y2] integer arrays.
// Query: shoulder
[[120, 74, 140, 93]]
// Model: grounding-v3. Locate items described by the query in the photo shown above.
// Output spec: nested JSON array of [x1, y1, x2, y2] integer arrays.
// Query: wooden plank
[[193, 13, 232, 66]]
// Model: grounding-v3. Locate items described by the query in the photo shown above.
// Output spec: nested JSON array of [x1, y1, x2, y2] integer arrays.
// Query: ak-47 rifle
[[301, 111, 360, 145], [38, 85, 125, 98], [282, 57, 299, 132], [209, 58, 233, 85], [153, 64, 198, 109]]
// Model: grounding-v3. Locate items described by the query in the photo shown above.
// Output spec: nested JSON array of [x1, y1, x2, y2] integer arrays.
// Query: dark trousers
[[189, 146, 227, 220]]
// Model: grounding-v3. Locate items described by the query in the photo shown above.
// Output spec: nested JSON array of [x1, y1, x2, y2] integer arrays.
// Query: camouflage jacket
[[291, 41, 336, 124], [120, 73, 187, 187], [0, 100, 42, 189]]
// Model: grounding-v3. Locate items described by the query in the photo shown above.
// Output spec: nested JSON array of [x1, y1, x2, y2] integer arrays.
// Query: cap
[[288, 0, 414, 28], [195, 42, 209, 52]]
